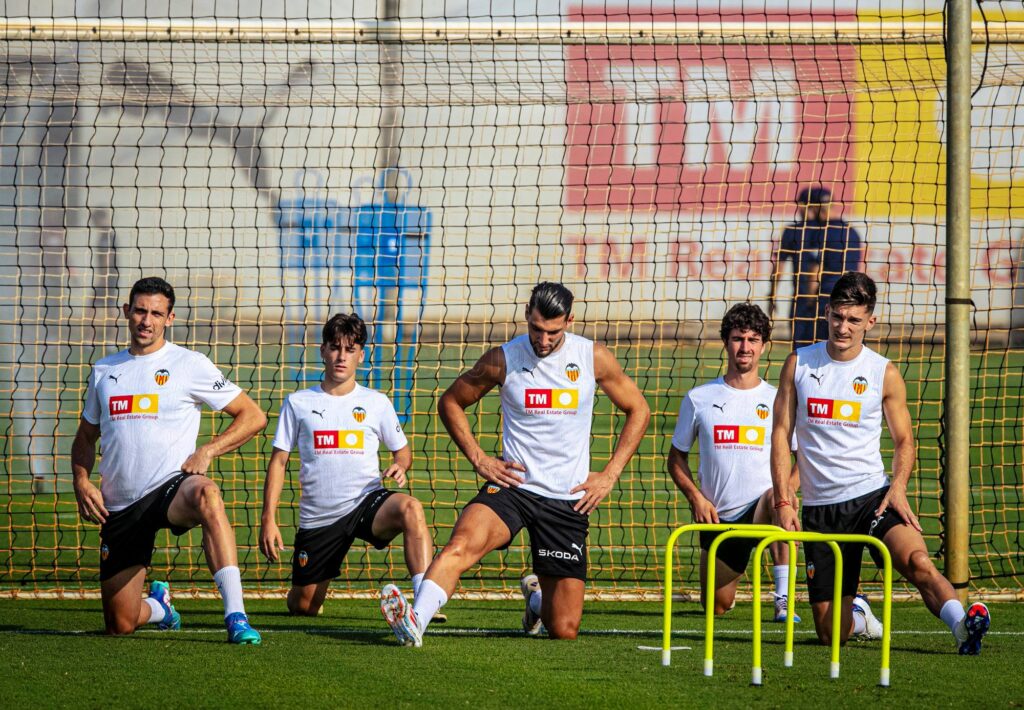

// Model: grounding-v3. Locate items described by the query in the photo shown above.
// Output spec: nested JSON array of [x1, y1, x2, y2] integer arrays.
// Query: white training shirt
[[792, 341, 890, 505], [500, 332, 596, 500], [272, 384, 408, 529], [82, 341, 242, 512], [671, 377, 779, 520]]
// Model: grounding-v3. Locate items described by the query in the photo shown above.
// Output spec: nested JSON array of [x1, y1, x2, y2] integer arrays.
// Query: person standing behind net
[[380, 281, 650, 645], [771, 271, 991, 653], [769, 186, 863, 349], [668, 303, 801, 623], [260, 313, 440, 627], [71, 277, 267, 643]]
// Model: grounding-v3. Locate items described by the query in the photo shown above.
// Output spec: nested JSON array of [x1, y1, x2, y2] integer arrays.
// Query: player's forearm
[[770, 434, 794, 502], [666, 448, 701, 503], [602, 403, 650, 478], [71, 432, 96, 482], [261, 461, 286, 524], [438, 394, 487, 467], [202, 406, 268, 459], [393, 446, 413, 473], [888, 438, 917, 491]]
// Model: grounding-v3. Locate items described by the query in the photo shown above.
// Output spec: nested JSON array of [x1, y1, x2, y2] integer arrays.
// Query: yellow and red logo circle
[[755, 404, 770, 420], [352, 407, 367, 423], [486, 484, 500, 494], [154, 369, 170, 386], [565, 363, 580, 383], [100, 544, 110, 561], [298, 551, 309, 568], [852, 376, 868, 395]]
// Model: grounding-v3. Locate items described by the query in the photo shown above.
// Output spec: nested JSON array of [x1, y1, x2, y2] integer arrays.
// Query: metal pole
[[944, 0, 972, 605]]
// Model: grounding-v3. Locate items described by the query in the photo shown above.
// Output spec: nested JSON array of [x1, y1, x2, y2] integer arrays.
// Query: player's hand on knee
[[570, 469, 617, 514], [382, 464, 408, 487], [74, 478, 108, 524], [259, 521, 284, 562], [475, 456, 525, 488], [689, 495, 720, 524], [773, 504, 800, 532], [875, 485, 922, 532], [180, 446, 214, 475]]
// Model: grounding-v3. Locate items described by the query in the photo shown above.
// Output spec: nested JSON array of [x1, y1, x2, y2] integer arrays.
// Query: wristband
[[773, 499, 792, 509]]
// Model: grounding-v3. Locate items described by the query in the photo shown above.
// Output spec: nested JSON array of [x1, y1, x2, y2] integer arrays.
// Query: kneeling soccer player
[[71, 277, 267, 643], [668, 303, 801, 622], [260, 313, 437, 622], [380, 281, 650, 645], [771, 272, 991, 653]]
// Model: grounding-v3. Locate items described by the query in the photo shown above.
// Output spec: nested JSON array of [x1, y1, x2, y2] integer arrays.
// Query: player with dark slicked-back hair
[[771, 271, 991, 653], [380, 281, 650, 646], [71, 276, 267, 643], [669, 303, 802, 623], [260, 313, 440, 625]]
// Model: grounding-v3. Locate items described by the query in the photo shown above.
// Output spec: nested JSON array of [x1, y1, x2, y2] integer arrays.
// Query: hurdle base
[[661, 650, 671, 667], [830, 661, 840, 679], [783, 651, 793, 667], [703, 659, 713, 677], [879, 668, 890, 687], [751, 667, 762, 686]]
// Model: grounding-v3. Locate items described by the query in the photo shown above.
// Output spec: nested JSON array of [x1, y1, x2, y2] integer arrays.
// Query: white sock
[[940, 598, 967, 640], [412, 573, 425, 598], [411, 578, 448, 634], [529, 590, 542, 616], [772, 565, 789, 598], [851, 606, 867, 635], [213, 565, 246, 618], [144, 597, 166, 624]]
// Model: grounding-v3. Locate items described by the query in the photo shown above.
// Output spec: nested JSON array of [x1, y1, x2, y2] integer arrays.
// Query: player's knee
[[287, 598, 320, 617], [105, 617, 138, 636], [713, 600, 735, 616], [193, 481, 226, 520], [906, 549, 939, 584], [397, 495, 426, 529], [546, 619, 580, 640]]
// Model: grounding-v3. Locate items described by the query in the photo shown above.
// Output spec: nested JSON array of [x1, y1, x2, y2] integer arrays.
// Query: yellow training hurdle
[[662, 524, 894, 687]]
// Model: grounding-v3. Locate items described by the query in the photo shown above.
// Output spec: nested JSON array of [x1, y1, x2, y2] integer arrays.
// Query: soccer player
[[71, 277, 267, 643], [771, 272, 991, 653], [667, 303, 801, 622], [260, 313, 437, 621], [380, 281, 650, 645]]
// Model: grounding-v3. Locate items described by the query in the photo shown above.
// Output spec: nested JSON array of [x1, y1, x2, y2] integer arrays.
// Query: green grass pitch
[[0, 599, 1018, 708]]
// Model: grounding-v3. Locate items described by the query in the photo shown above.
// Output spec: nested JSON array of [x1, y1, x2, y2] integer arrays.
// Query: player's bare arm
[[180, 391, 267, 475], [876, 361, 921, 531], [571, 343, 650, 514], [770, 352, 800, 531], [667, 445, 719, 524], [382, 444, 413, 487], [71, 418, 107, 524], [438, 346, 525, 487], [259, 447, 290, 561]]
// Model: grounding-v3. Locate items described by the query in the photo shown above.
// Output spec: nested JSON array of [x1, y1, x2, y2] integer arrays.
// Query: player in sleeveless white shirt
[[260, 313, 437, 623], [771, 272, 990, 654], [668, 303, 800, 622], [71, 277, 267, 643], [380, 282, 650, 646]]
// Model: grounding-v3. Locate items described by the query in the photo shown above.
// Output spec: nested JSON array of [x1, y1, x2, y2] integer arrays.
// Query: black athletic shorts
[[292, 488, 395, 586], [698, 499, 761, 575], [99, 472, 192, 581], [801, 485, 902, 603], [469, 483, 589, 580]]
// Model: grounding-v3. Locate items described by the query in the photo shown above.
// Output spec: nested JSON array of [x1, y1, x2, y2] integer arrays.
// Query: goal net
[[1, 1, 1022, 599]]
